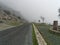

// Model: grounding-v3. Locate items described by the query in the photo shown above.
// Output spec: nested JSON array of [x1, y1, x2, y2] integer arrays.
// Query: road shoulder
[[33, 24, 47, 45]]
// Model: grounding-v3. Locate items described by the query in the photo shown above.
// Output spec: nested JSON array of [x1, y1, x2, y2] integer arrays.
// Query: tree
[[40, 16, 45, 23], [58, 8, 60, 18], [17, 16, 21, 19], [38, 20, 40, 23], [58, 8, 60, 13], [3, 10, 11, 15]]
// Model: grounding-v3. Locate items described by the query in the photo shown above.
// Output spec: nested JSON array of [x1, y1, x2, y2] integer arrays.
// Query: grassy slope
[[5, 20, 22, 26], [35, 24, 60, 45]]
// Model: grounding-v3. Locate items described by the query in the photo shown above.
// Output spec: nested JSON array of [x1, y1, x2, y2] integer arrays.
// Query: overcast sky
[[0, 0, 60, 24]]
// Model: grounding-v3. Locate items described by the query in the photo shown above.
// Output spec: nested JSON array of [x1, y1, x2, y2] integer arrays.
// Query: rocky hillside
[[0, 3, 24, 26]]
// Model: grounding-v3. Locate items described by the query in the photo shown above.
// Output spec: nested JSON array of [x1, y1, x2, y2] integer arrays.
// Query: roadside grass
[[32, 25, 38, 45], [49, 30, 60, 37], [6, 20, 23, 26], [35, 24, 53, 45], [38, 29, 53, 45], [35, 23, 60, 45]]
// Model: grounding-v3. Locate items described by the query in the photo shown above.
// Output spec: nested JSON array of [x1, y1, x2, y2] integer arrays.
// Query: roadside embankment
[[33, 24, 47, 45]]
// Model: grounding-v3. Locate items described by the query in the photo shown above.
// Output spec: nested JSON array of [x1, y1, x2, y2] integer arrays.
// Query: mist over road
[[0, 23, 33, 45]]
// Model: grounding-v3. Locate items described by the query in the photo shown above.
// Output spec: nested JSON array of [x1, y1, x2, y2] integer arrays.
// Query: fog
[[0, 0, 60, 24]]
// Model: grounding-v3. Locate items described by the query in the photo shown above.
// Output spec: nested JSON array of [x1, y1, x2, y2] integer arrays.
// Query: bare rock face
[[53, 21, 58, 30]]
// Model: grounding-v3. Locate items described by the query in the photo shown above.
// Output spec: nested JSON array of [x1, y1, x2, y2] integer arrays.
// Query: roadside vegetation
[[32, 25, 38, 45], [35, 23, 60, 45], [6, 20, 22, 26]]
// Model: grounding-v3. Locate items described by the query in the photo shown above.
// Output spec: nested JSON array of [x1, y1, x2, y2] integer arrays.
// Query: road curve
[[0, 23, 33, 45]]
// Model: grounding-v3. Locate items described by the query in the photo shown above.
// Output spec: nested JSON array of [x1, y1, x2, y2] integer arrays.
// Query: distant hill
[[0, 2, 26, 26]]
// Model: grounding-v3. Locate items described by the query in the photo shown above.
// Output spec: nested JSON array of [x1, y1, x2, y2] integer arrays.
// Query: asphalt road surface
[[0, 23, 33, 45]]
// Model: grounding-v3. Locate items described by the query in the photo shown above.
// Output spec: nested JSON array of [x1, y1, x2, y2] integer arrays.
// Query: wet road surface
[[0, 24, 33, 45]]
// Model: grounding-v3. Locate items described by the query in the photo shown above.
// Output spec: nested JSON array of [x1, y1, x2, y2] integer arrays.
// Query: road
[[0, 23, 33, 45]]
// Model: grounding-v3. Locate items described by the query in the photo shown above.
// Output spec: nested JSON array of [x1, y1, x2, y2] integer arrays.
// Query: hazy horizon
[[0, 0, 60, 24]]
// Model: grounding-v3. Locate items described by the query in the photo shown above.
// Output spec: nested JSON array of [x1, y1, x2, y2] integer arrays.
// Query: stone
[[53, 21, 58, 30]]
